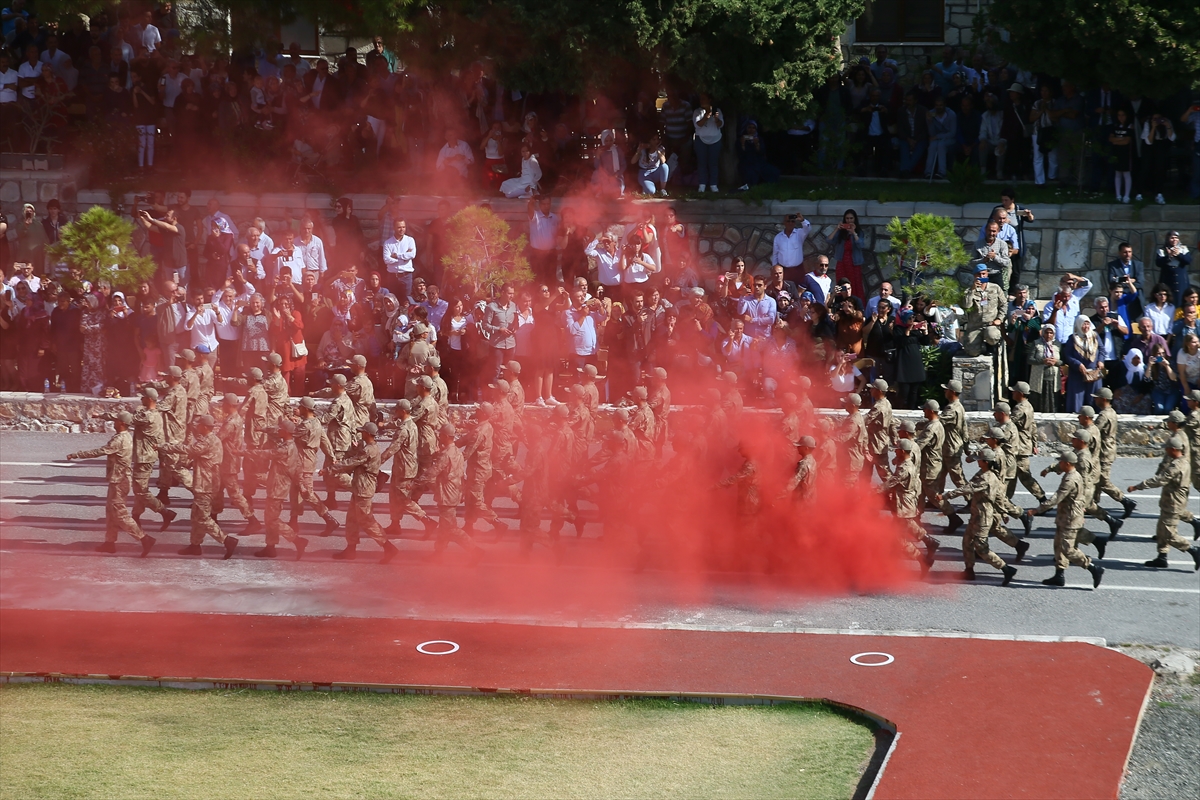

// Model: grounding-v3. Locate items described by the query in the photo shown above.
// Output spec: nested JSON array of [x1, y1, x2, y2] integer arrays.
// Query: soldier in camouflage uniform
[[864, 379, 895, 482], [937, 379, 968, 493], [1126, 437, 1200, 571], [292, 397, 340, 534], [243, 419, 310, 560], [938, 448, 1019, 586], [648, 367, 672, 458], [836, 394, 868, 485], [212, 392, 261, 534], [1007, 382, 1047, 504], [130, 387, 176, 530], [322, 373, 356, 509], [459, 402, 505, 538], [432, 424, 484, 561], [347, 354, 376, 429], [153, 365, 193, 504], [381, 399, 435, 536], [1030, 450, 1105, 588], [327, 423, 399, 563], [67, 411, 156, 556], [1092, 388, 1137, 518], [162, 415, 238, 559], [193, 345, 215, 418], [239, 368, 271, 500], [880, 439, 939, 574]]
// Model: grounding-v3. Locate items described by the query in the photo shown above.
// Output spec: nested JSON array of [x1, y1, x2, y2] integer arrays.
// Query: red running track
[[0, 609, 1152, 799]]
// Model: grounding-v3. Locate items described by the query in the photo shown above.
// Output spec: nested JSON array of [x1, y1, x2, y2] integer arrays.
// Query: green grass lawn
[[0, 684, 875, 799]]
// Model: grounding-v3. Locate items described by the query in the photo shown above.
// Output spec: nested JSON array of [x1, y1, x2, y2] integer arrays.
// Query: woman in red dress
[[270, 294, 307, 394], [832, 208, 865, 300]]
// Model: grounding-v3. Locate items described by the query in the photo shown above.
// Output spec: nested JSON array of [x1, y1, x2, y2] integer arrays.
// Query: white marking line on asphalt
[[1011, 490, 1162, 499], [0, 499, 30, 504], [0, 480, 49, 485], [1099, 585, 1200, 594], [0, 462, 85, 468]]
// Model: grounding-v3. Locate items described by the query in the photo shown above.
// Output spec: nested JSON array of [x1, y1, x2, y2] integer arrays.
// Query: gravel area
[[1118, 646, 1200, 800]]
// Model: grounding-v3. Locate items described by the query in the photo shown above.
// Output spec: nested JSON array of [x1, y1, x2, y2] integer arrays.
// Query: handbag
[[291, 339, 309, 358]]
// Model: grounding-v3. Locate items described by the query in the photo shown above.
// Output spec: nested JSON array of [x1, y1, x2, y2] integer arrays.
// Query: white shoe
[[1135, 194, 1143, 202], [736, 184, 750, 191], [710, 185, 719, 192], [1155, 193, 1166, 205], [534, 398, 546, 407], [659, 189, 670, 198], [1122, 196, 1130, 204], [698, 185, 707, 193], [546, 396, 563, 406]]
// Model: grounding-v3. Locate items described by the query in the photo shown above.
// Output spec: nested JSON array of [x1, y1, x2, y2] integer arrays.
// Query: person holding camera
[[1105, 241, 1144, 313], [1156, 231, 1192, 307], [636, 133, 669, 197], [973, 221, 1012, 291], [772, 213, 811, 286], [1140, 113, 1176, 205], [1093, 296, 1128, 386], [692, 93, 724, 193]]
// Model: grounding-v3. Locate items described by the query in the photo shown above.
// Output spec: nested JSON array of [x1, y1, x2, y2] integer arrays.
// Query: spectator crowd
[[2, 5, 1198, 200]]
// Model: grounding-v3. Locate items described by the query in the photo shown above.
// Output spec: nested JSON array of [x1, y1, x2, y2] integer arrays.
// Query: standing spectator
[[527, 196, 559, 286], [585, 231, 622, 299], [80, 293, 106, 394], [737, 277, 777, 340], [831, 210, 865, 300], [483, 283, 518, 374], [133, 297, 160, 383], [893, 309, 931, 408], [49, 291, 82, 391], [531, 283, 569, 405], [215, 285, 241, 372], [1041, 272, 1093, 344], [1028, 323, 1062, 412], [978, 92, 1006, 179], [1177, 334, 1200, 399], [591, 129, 626, 198], [1030, 84, 1059, 186], [660, 90, 693, 178], [1007, 298, 1041, 384], [802, 255, 833, 306], [972, 221, 1012, 289], [925, 96, 957, 179], [564, 288, 606, 371], [995, 187, 1034, 290], [270, 293, 306, 394], [693, 93, 724, 193], [859, 88, 892, 176], [1062, 315, 1102, 413], [1000, 85, 1031, 181], [1169, 304, 1198, 357], [764, 264, 798, 305], [234, 293, 271, 370], [1156, 232, 1192, 307], [1108, 108, 1136, 203], [1183, 99, 1200, 200], [1055, 81, 1085, 184], [865, 281, 896, 317], [1140, 113, 1175, 205], [1106, 241, 1144, 316], [1147, 343, 1177, 412], [329, 197, 366, 273], [956, 93, 982, 168], [719, 318, 754, 375], [893, 91, 928, 177], [1145, 284, 1176, 339], [734, 121, 778, 189], [104, 292, 137, 394], [381, 219, 416, 303], [1094, 296, 1128, 384], [772, 213, 811, 286], [296, 217, 327, 279]]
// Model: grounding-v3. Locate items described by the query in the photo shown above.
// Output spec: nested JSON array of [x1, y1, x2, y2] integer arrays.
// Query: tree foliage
[[887, 213, 968, 300], [48, 207, 156, 291], [979, 0, 1200, 98], [440, 206, 532, 296]]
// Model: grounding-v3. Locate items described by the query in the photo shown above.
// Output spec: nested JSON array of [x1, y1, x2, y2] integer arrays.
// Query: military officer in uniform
[[327, 422, 400, 563], [963, 264, 1006, 357], [1126, 437, 1200, 571], [162, 415, 238, 559], [67, 411, 157, 556], [1029, 450, 1105, 588]]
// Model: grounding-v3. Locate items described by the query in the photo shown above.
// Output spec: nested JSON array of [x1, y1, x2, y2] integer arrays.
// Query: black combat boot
[[322, 514, 340, 536], [1120, 497, 1137, 519], [380, 541, 399, 565], [294, 537, 308, 561], [1001, 565, 1018, 586], [1143, 553, 1169, 568], [1190, 546, 1200, 571], [222, 536, 239, 560], [1094, 535, 1108, 560], [94, 542, 117, 554], [1020, 511, 1032, 536], [332, 542, 357, 560], [945, 514, 964, 537], [159, 509, 177, 532], [1088, 562, 1105, 588], [242, 517, 263, 536], [253, 544, 277, 558], [140, 535, 156, 557], [1041, 568, 1066, 587], [1191, 519, 1200, 541], [1014, 539, 1030, 563], [177, 544, 202, 555], [1106, 514, 1123, 538], [923, 536, 940, 567], [961, 567, 976, 581]]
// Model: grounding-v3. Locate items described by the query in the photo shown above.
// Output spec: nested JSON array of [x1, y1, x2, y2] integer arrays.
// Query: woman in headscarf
[[1113, 347, 1153, 414], [79, 292, 107, 395], [1062, 314, 1102, 412], [16, 289, 51, 391], [1027, 323, 1061, 413], [104, 291, 138, 395]]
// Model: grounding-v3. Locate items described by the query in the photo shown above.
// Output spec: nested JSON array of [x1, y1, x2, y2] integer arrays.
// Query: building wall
[[843, 0, 993, 80]]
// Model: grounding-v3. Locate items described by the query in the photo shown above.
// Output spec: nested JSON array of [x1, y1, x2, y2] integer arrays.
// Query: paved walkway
[[1, 609, 1153, 799]]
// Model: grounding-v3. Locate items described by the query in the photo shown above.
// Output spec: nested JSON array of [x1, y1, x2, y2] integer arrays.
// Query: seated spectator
[[591, 129, 626, 198], [735, 121, 779, 189], [802, 256, 833, 305], [1177, 333, 1200, 400], [1144, 284, 1175, 338], [1147, 343, 1177, 412], [500, 144, 542, 199], [435, 129, 474, 182]]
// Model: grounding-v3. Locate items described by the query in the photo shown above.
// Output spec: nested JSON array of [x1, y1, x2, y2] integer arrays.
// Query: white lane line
[[1011, 490, 1162, 499], [0, 480, 50, 485], [0, 462, 86, 468], [1099, 585, 1200, 594], [0, 499, 31, 504]]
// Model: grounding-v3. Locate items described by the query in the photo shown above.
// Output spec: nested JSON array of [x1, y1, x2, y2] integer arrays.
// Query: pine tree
[[47, 207, 156, 291], [440, 206, 533, 297], [887, 213, 968, 306]]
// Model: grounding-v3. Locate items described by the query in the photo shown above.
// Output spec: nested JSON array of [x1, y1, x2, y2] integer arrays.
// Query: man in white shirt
[[268, 230, 305, 283], [865, 281, 896, 317], [6, 261, 40, 293], [184, 287, 226, 352], [772, 213, 811, 285], [420, 284, 449, 331], [584, 232, 622, 291], [138, 11, 162, 54], [736, 276, 777, 339], [801, 256, 833, 306], [527, 195, 560, 285], [1041, 272, 1093, 343], [436, 130, 474, 180], [297, 217, 327, 276], [16, 44, 40, 101], [245, 224, 274, 270], [158, 60, 186, 128], [38, 34, 71, 78], [381, 219, 417, 302], [0, 52, 18, 106], [564, 288, 608, 369]]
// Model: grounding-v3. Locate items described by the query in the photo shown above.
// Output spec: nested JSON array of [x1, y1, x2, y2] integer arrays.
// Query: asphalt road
[[2, 430, 1197, 648]]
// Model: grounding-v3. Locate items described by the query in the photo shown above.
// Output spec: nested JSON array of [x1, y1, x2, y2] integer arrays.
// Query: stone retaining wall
[[0, 392, 1175, 457]]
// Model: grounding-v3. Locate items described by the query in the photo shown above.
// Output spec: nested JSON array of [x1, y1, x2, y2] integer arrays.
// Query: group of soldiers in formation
[[64, 345, 1200, 583]]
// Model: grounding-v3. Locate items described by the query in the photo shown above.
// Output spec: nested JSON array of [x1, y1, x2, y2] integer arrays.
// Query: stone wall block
[[1055, 229, 1090, 270]]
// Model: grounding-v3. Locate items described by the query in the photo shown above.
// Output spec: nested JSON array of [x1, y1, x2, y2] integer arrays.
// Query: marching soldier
[[240, 368, 270, 500], [937, 447, 1019, 586], [1093, 388, 1137, 518], [154, 365, 192, 505], [428, 356, 449, 421], [245, 419, 309, 560], [720, 371, 744, 421], [262, 353, 289, 425], [381, 399, 435, 535], [162, 415, 238, 559], [983, 426, 1033, 538], [566, 384, 595, 535], [628, 387, 656, 464], [864, 379, 895, 482], [412, 375, 442, 476], [67, 411, 156, 556], [460, 402, 505, 538], [836, 394, 868, 484], [193, 345, 215, 417], [782, 436, 818, 504], [881, 439, 939, 574], [781, 392, 804, 445], [1029, 451, 1105, 588], [896, 420, 920, 474], [915, 399, 957, 528], [347, 354, 376, 429], [1034, 428, 1118, 556], [432, 423, 484, 561], [487, 379, 518, 492], [516, 422, 557, 556], [1178, 390, 1200, 537], [937, 379, 968, 492], [1126, 437, 1200, 571], [322, 373, 356, 509], [1008, 382, 1048, 504], [1077, 406, 1102, 465], [545, 405, 578, 542], [648, 367, 671, 458], [212, 392, 261, 534], [580, 364, 601, 412], [503, 361, 525, 413], [292, 396, 340, 535], [130, 387, 175, 530], [177, 349, 201, 424], [327, 422, 400, 563]]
